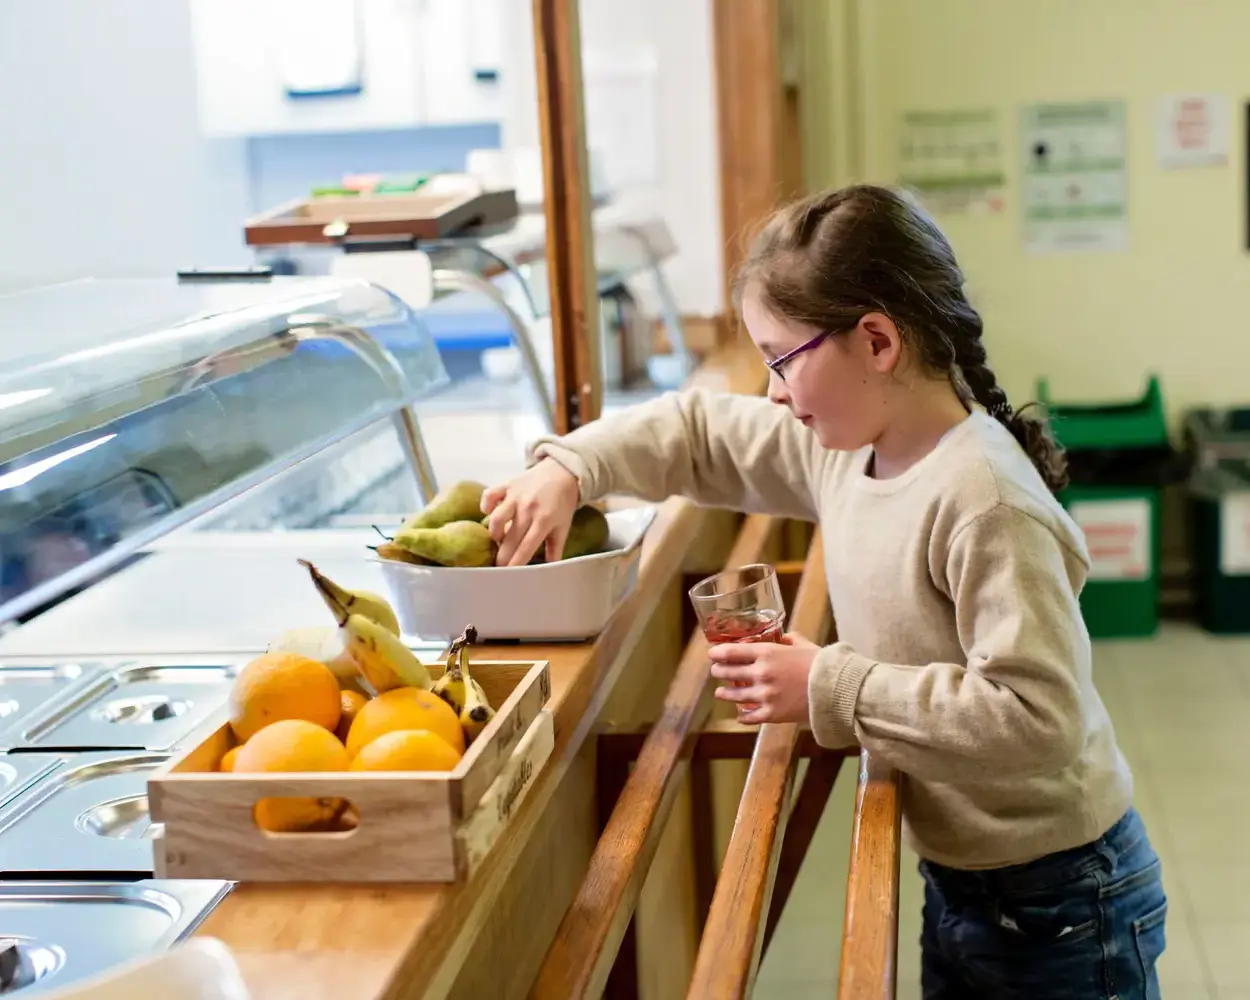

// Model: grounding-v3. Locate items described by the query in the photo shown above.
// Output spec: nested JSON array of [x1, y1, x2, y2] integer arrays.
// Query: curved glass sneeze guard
[[0, 276, 448, 624]]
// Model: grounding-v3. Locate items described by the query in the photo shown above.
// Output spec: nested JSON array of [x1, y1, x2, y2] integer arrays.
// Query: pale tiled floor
[[756, 624, 1250, 1000]]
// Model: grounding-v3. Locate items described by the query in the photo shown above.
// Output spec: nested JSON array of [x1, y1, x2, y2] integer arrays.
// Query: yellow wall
[[796, 0, 852, 189], [810, 0, 1250, 424]]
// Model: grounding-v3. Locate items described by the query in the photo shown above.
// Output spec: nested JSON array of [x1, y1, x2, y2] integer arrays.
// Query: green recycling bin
[[1037, 377, 1171, 639]]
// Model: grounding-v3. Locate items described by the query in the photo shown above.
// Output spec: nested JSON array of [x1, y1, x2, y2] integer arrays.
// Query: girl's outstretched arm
[[529, 387, 828, 519], [808, 504, 1090, 782]]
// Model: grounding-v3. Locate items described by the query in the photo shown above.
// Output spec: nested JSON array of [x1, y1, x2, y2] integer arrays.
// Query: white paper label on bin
[[1070, 499, 1151, 581], [1219, 493, 1250, 576]]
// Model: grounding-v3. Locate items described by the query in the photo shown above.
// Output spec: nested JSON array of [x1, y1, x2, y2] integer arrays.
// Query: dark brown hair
[[735, 184, 1068, 492]]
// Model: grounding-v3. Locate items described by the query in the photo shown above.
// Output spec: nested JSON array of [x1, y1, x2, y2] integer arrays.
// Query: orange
[[234, 719, 349, 772], [233, 719, 351, 832], [228, 651, 341, 743], [336, 690, 369, 744], [345, 687, 464, 759], [350, 730, 462, 772], [219, 746, 241, 773]]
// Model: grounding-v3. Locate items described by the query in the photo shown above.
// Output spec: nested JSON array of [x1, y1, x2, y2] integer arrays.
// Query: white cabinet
[[420, 0, 504, 126], [189, 0, 502, 137]]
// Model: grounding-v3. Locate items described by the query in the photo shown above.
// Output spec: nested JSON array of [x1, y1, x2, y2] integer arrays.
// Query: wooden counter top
[[194, 341, 768, 1000]]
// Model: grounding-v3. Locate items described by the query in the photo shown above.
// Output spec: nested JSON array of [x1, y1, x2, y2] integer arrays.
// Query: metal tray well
[[0, 757, 62, 814], [0, 879, 231, 996], [12, 663, 237, 752], [0, 664, 100, 750], [0, 752, 169, 876]]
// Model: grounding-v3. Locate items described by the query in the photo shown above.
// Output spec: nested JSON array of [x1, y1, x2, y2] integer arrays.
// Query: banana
[[431, 663, 468, 716], [340, 612, 432, 692], [307, 565, 431, 692], [459, 678, 496, 744], [300, 559, 401, 636], [433, 625, 495, 744], [431, 625, 477, 713]]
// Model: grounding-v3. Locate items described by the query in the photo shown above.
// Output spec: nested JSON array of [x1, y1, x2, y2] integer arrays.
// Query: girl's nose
[[767, 369, 790, 407]]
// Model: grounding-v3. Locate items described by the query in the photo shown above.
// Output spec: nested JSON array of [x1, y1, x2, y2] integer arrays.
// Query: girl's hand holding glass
[[708, 632, 820, 725]]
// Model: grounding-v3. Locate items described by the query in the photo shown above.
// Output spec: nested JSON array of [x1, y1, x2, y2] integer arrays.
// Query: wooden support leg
[[761, 752, 844, 956], [596, 749, 640, 1000], [688, 756, 717, 931]]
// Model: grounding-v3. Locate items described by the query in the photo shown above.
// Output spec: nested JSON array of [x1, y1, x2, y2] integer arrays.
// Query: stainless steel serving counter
[[0, 656, 237, 994], [0, 539, 433, 659], [0, 880, 232, 995]]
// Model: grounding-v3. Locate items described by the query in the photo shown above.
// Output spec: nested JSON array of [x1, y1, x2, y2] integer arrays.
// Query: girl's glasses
[[765, 330, 834, 382]]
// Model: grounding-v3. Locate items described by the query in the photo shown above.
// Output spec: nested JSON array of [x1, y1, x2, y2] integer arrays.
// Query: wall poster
[[1021, 100, 1128, 254], [1157, 93, 1229, 168], [898, 109, 1005, 215]]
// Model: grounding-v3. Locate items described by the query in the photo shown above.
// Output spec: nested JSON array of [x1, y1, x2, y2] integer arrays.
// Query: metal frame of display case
[[426, 217, 693, 435], [430, 267, 557, 431], [254, 214, 693, 437]]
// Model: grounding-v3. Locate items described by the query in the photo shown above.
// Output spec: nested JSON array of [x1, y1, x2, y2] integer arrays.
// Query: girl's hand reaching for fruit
[[481, 458, 581, 567], [708, 632, 820, 725]]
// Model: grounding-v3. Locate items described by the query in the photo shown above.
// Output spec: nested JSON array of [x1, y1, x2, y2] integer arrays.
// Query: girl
[[482, 185, 1166, 999]]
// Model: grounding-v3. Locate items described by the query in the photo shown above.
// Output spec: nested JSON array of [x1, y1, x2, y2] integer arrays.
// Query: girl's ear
[[854, 312, 903, 374]]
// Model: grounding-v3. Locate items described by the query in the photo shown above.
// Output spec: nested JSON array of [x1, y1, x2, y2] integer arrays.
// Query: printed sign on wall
[[898, 109, 1006, 215], [1021, 100, 1128, 254], [1156, 94, 1229, 168]]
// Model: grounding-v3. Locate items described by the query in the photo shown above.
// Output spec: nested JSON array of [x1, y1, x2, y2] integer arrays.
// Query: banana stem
[[446, 624, 478, 680], [301, 560, 350, 626]]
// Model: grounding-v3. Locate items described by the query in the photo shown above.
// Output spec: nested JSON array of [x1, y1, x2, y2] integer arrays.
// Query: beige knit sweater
[[531, 389, 1134, 869]]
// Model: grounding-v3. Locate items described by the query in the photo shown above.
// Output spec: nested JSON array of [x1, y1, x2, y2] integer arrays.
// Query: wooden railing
[[685, 531, 841, 999], [838, 752, 903, 1000], [529, 520, 903, 999], [530, 514, 781, 999]]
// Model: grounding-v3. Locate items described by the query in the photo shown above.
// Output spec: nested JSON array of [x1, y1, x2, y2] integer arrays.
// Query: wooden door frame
[[532, 0, 601, 435], [711, 0, 799, 321], [534, 0, 800, 406]]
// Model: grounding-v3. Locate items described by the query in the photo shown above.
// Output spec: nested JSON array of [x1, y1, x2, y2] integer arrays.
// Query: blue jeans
[[919, 808, 1167, 999]]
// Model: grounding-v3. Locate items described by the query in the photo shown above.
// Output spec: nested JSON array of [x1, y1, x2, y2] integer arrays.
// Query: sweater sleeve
[[807, 504, 1090, 781], [527, 388, 826, 521]]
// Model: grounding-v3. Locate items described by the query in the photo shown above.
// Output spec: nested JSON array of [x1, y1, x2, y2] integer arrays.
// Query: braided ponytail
[[950, 314, 1069, 492]]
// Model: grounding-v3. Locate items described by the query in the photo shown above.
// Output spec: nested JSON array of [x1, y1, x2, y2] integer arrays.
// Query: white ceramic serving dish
[[374, 506, 657, 642]]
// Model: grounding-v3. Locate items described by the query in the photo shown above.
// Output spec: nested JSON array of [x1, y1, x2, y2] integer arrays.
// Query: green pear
[[403, 480, 488, 531], [479, 511, 544, 564], [391, 521, 496, 568], [372, 541, 434, 566], [562, 506, 610, 560]]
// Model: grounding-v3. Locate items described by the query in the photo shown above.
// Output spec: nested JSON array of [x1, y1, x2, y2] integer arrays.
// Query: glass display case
[[0, 276, 448, 625]]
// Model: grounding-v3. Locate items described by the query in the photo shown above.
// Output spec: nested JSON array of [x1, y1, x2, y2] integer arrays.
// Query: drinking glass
[[688, 564, 786, 716]]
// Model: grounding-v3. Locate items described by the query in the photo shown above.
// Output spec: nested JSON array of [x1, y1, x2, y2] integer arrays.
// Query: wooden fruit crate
[[149, 659, 553, 883]]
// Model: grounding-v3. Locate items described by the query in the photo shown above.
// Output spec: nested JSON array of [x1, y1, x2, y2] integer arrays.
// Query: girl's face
[[740, 290, 901, 451]]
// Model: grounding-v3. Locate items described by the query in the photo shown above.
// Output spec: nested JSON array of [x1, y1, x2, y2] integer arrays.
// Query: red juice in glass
[[701, 608, 785, 646], [689, 565, 786, 717]]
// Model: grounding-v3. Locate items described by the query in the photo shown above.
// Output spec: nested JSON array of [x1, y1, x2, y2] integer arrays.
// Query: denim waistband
[[921, 808, 1146, 897]]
